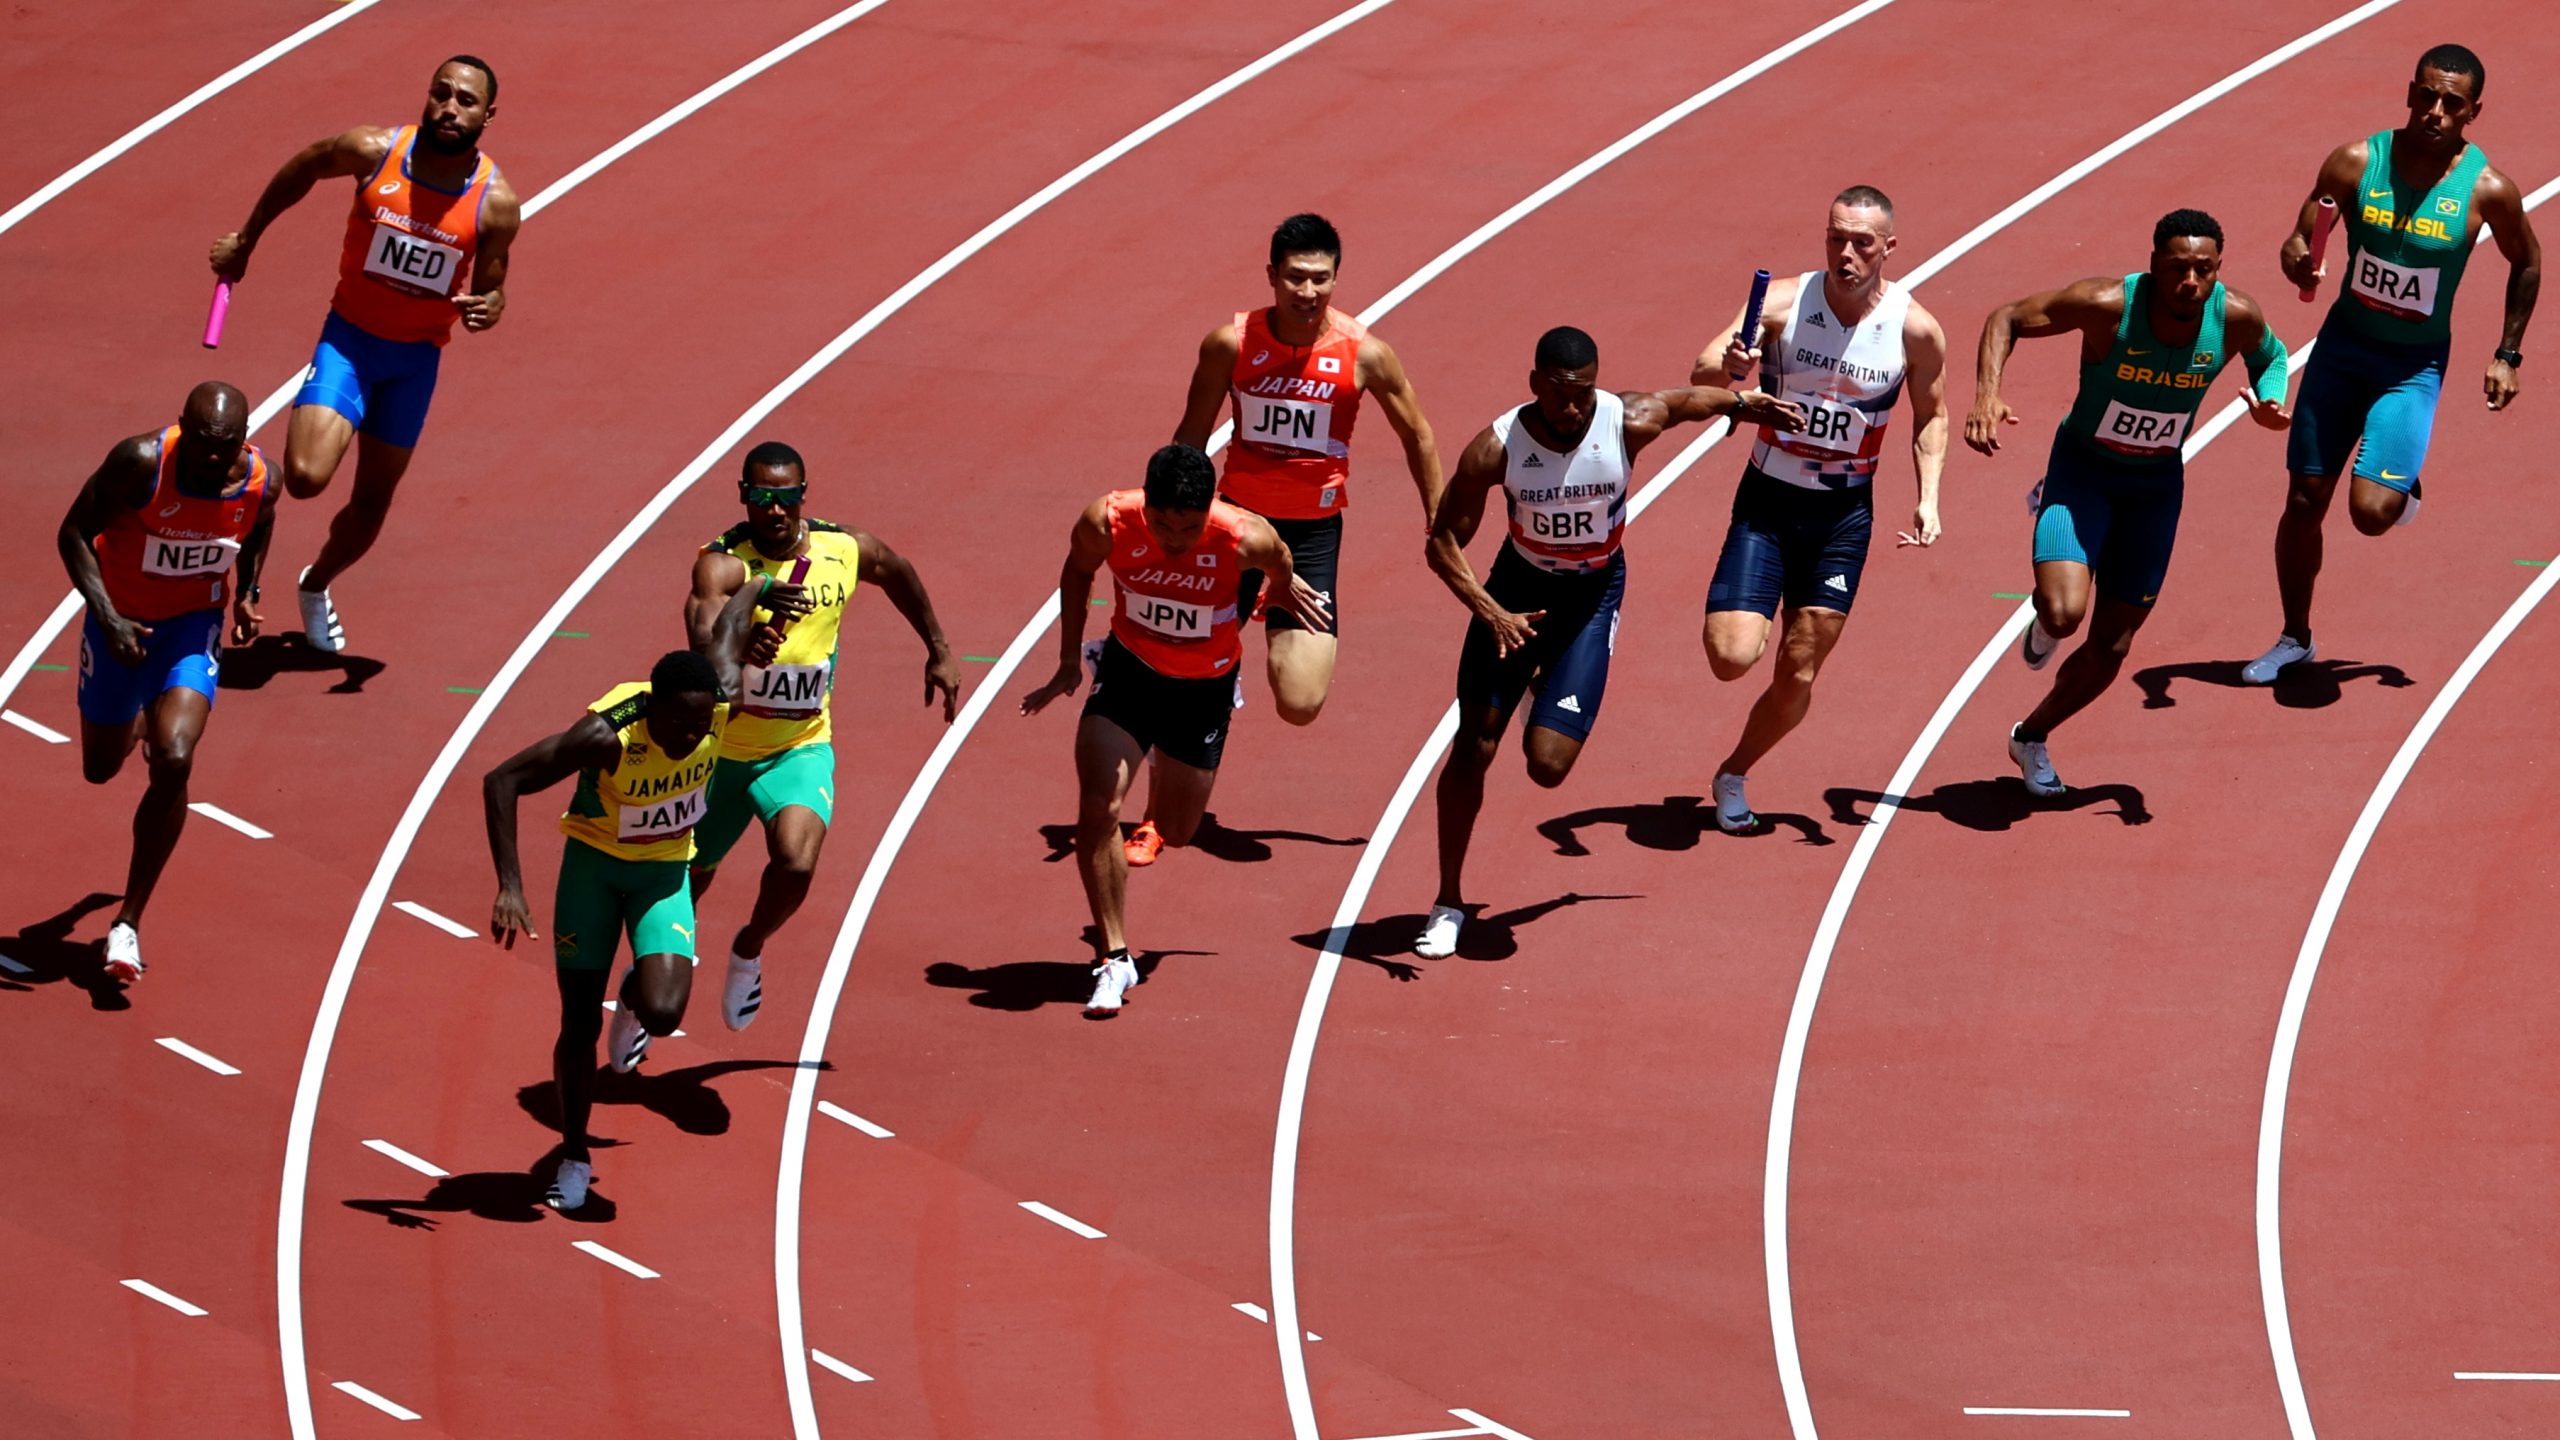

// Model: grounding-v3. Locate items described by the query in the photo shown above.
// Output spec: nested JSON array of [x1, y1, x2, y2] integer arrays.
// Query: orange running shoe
[[1124, 820, 1165, 868]]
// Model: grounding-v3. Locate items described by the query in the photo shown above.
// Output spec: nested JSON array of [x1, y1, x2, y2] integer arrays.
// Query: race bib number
[[2346, 250, 2439, 319], [1519, 497, 1613, 547], [141, 534, 239, 579], [1779, 398, 1873, 457], [362, 223, 464, 296], [1239, 395, 1333, 454], [2094, 399, 2190, 455], [618, 785, 706, 842], [740, 659, 832, 718], [1126, 594, 1214, 640]]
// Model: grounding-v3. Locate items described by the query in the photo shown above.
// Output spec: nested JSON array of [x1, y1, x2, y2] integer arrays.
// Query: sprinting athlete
[[1967, 210, 2292, 795], [2245, 42, 2541, 683], [1415, 327, 1801, 957], [1696, 185, 1950, 832], [1139, 214, 1440, 866], [482, 576, 809, 1212], [1017, 444, 1324, 1017], [56, 383, 276, 986], [684, 441, 960, 1032], [210, 55, 520, 655]]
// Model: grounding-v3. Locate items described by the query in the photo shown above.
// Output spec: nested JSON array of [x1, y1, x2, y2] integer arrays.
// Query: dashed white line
[[187, 802, 272, 839], [156, 1036, 240, 1075], [1447, 1410, 1537, 1440], [1964, 1408, 2132, 1418], [2455, 1373, 2560, 1382], [331, 1380, 421, 1421], [121, 1278, 207, 1316], [392, 901, 477, 939], [361, 1139, 448, 1179], [815, 1101, 892, 1138], [809, 1349, 874, 1384], [1018, 1200, 1106, 1239], [1235, 1301, 1271, 1322], [3, 708, 68, 743], [571, 1240, 659, 1279]]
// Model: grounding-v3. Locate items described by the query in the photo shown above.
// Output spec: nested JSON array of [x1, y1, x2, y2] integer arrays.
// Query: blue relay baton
[[1729, 268, 1772, 382]]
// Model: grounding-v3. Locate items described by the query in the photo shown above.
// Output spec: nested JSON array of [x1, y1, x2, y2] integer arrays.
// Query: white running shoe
[[1711, 771, 1758, 834], [606, 996, 651, 1073], [1084, 954, 1140, 1017], [546, 1158, 592, 1212], [2008, 723, 2064, 798], [296, 567, 345, 653], [1414, 904, 1464, 958], [723, 950, 763, 1032], [2395, 480, 2422, 528], [103, 922, 144, 984], [2241, 634, 2316, 686], [2019, 617, 2058, 671]]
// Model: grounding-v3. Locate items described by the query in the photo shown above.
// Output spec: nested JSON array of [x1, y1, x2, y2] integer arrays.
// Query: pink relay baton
[[1730, 268, 1772, 381], [201, 280, 232, 348], [2298, 197, 2340, 303]]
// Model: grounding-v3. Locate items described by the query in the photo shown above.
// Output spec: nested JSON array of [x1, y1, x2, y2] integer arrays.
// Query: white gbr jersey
[[1750, 271, 1911, 490], [1495, 390, 1630, 574]]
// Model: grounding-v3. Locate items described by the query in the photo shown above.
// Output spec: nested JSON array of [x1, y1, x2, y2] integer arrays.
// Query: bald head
[[171, 381, 250, 488], [183, 381, 246, 434]]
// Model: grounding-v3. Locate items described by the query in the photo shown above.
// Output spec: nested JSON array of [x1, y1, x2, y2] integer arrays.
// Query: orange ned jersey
[[331, 125, 496, 346], [1105, 490, 1249, 679], [1218, 306, 1365, 519], [94, 428, 273, 622]]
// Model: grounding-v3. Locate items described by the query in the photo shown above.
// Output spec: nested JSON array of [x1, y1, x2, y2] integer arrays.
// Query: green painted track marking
[[1088, 598, 1108, 607], [447, 686, 483, 695], [29, 662, 66, 672], [2518, 559, 2550, 568], [961, 655, 999, 663], [554, 630, 589, 638], [1992, 591, 2031, 600]]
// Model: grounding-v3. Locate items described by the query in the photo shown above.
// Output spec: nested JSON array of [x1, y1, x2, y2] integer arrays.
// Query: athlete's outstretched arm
[[1899, 300, 1950, 545], [2222, 292, 2295, 431], [1019, 498, 1113, 715], [453, 176, 521, 333], [1174, 324, 1241, 449], [857, 531, 963, 722], [230, 481, 281, 646], [2279, 141, 2368, 292], [1965, 277, 2121, 455], [482, 713, 623, 947], [1361, 334, 1446, 523], [2478, 165, 2541, 411], [56, 435, 159, 664], [703, 574, 810, 702], [210, 126, 391, 283], [1425, 425, 1542, 656], [1237, 515, 1324, 629], [1692, 275, 1798, 386], [1619, 385, 1806, 460]]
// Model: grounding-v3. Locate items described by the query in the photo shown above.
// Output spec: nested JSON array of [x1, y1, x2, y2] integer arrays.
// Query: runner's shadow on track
[[0, 891, 134, 1010], [1537, 794, 1835, 852], [1826, 780, 2151, 833], [924, 938, 1208, 1013], [343, 1151, 620, 1230], [514, 1058, 829, 1139], [1035, 813, 1365, 864], [218, 633, 388, 694], [1290, 892, 1641, 981], [2132, 657, 2414, 710]]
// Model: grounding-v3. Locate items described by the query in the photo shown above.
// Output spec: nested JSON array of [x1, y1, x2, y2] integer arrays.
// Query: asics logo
[[378, 182, 401, 196]]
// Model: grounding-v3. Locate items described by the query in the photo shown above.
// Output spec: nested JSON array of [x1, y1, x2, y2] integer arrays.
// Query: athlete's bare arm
[[1175, 323, 1243, 449], [2476, 163, 2541, 411], [482, 711, 623, 946], [684, 556, 814, 687], [2220, 291, 2295, 432], [230, 480, 281, 646], [1019, 498, 1115, 715], [209, 126, 396, 283], [454, 173, 521, 333], [1900, 299, 1951, 545], [55, 435, 162, 664], [856, 530, 963, 722], [1424, 425, 1542, 655], [1359, 334, 1445, 522], [1619, 385, 1805, 461], [2279, 140, 2370, 292], [1965, 277, 2126, 455], [1235, 513, 1325, 628], [1695, 274, 1801, 386]]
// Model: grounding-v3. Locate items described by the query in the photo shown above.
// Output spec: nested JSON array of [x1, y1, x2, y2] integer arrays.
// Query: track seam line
[[2257, 174, 2560, 1440], [0, 0, 390, 236]]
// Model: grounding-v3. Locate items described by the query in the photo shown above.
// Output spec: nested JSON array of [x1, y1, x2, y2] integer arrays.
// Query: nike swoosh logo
[[2126, 349, 2149, 356], [2379, 470, 2405, 481], [2368, 188, 2391, 198]]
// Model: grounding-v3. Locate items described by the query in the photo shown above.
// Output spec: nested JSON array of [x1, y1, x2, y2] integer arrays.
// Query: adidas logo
[[1823, 573, 1849, 592], [1522, 453, 1544, 468], [1555, 694, 1582, 713], [1806, 312, 1828, 327]]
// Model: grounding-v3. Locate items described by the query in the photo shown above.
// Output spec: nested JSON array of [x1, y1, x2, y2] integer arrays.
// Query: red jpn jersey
[[1218, 306, 1365, 519], [93, 428, 274, 621], [331, 125, 497, 345], [1104, 489, 1249, 679]]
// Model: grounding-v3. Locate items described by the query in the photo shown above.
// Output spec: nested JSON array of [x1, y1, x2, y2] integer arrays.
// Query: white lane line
[[121, 1278, 208, 1316], [815, 1100, 893, 1138], [0, 952, 32, 976], [3, 708, 70, 743], [157, 1036, 241, 1075], [753, 5, 1402, 1433], [331, 1380, 421, 1421], [1447, 1410, 1537, 1440], [2258, 173, 2559, 1440], [360, 1139, 448, 1179], [391, 900, 476, 939], [2455, 1373, 2560, 1382], [187, 802, 272, 839], [1018, 1200, 1107, 1240], [1964, 1408, 2132, 1418], [570, 1240, 660, 1279], [0, 0, 389, 236], [809, 1349, 874, 1384], [1235, 1301, 1272, 1322]]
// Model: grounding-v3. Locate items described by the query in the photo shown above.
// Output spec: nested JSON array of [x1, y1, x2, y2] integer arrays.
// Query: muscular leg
[[115, 688, 211, 930], [2346, 473, 2410, 536], [733, 806, 825, 958], [1521, 723, 1584, 789], [2018, 596, 2153, 738], [1143, 753, 1219, 847], [1702, 609, 1774, 682], [620, 951, 695, 1037], [2273, 469, 2342, 640], [1717, 607, 1847, 777], [2031, 559, 2094, 643], [1431, 706, 1509, 908], [553, 966, 609, 1164], [304, 432, 418, 590], [78, 715, 146, 786], [1266, 629, 1337, 726], [280, 404, 358, 501], [1073, 717, 1145, 954]]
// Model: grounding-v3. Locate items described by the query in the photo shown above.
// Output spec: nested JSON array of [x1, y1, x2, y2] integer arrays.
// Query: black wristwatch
[[2495, 347, 2525, 368]]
